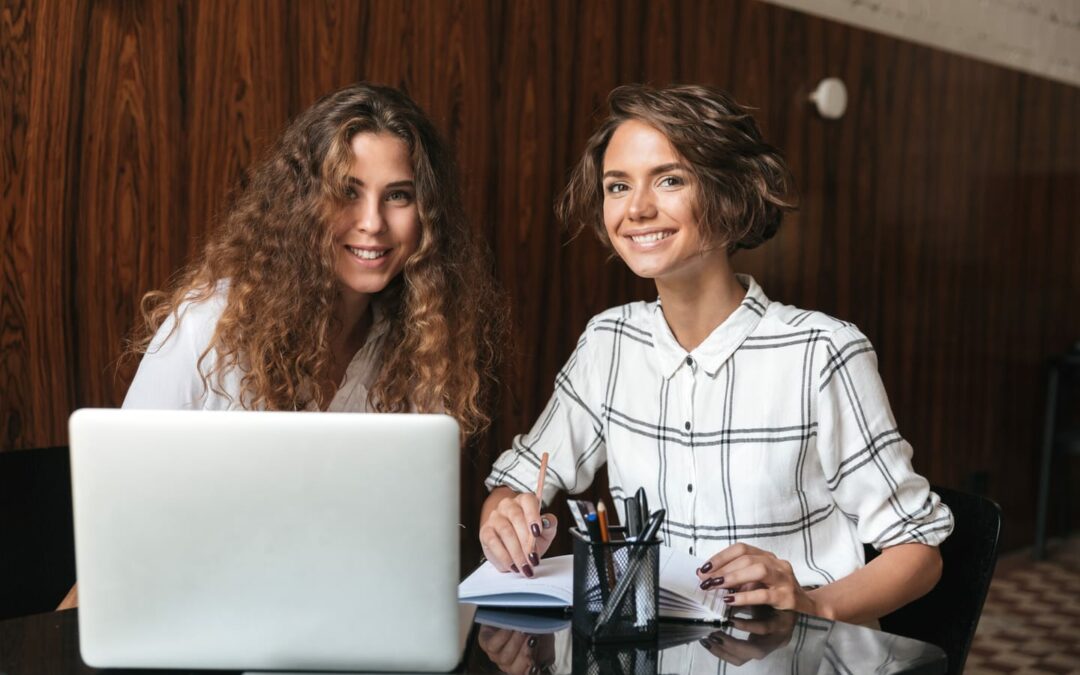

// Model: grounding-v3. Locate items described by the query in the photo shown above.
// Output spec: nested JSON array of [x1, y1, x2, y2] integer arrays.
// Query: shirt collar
[[650, 273, 770, 379]]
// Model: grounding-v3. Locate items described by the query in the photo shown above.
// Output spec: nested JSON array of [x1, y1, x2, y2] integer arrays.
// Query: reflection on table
[[470, 606, 946, 674], [0, 606, 945, 674]]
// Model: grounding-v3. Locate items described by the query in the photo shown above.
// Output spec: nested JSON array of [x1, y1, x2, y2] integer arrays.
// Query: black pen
[[625, 496, 641, 539], [636, 487, 649, 532], [594, 509, 667, 631], [639, 508, 665, 543]]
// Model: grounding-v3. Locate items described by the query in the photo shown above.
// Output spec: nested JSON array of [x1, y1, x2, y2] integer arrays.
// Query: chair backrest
[[868, 485, 1002, 675], [0, 446, 76, 620]]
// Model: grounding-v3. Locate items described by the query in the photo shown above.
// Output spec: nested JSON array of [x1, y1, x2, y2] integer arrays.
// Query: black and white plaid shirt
[[487, 275, 953, 586]]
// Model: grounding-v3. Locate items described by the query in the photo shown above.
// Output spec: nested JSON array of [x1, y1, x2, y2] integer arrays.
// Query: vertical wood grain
[[1, 0, 1077, 555], [2, 0, 90, 448], [74, 0, 187, 407], [0, 0, 32, 449], [185, 0, 292, 245], [294, 0, 368, 108]]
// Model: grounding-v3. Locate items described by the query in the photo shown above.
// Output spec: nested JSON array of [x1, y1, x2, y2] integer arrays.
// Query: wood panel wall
[[3, 0, 1078, 563]]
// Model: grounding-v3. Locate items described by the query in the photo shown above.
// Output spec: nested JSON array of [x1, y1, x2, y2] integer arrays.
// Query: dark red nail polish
[[522, 564, 534, 577], [713, 576, 724, 586], [531, 523, 541, 537], [529, 552, 540, 566], [723, 594, 735, 604], [699, 578, 711, 590], [510, 564, 519, 573], [700, 561, 712, 573], [527, 636, 537, 648]]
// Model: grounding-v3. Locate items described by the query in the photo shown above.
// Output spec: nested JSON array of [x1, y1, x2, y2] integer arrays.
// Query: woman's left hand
[[695, 543, 826, 617], [697, 608, 797, 666]]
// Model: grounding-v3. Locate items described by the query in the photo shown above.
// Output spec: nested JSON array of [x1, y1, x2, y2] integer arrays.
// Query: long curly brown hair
[[131, 83, 505, 439]]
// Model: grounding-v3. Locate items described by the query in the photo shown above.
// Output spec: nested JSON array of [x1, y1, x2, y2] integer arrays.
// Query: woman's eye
[[659, 176, 684, 188], [343, 186, 359, 200], [605, 183, 628, 194], [386, 190, 413, 203]]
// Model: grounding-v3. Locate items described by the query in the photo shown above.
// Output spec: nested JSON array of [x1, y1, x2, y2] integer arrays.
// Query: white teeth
[[630, 231, 673, 244], [347, 246, 389, 260]]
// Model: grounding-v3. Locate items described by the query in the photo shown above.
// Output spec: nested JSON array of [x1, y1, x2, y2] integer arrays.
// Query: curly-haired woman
[[122, 83, 503, 437], [479, 84, 952, 626], [57, 83, 504, 612]]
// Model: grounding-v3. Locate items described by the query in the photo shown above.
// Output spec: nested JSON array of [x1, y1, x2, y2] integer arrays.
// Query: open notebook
[[458, 546, 729, 622]]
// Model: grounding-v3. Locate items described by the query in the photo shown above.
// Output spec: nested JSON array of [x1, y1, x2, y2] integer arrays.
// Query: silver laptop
[[69, 409, 468, 672]]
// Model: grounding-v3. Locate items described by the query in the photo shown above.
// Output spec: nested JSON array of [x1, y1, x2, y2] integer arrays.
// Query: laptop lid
[[69, 409, 462, 671]]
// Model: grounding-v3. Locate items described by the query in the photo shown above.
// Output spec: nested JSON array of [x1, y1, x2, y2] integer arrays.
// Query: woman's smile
[[344, 244, 392, 264], [624, 228, 676, 248]]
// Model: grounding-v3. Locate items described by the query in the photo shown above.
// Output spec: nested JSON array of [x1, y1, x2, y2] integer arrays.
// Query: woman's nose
[[355, 198, 386, 234], [628, 188, 656, 220]]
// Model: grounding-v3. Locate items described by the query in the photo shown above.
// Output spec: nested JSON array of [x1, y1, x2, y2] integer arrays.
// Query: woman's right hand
[[477, 627, 556, 675], [479, 487, 558, 577]]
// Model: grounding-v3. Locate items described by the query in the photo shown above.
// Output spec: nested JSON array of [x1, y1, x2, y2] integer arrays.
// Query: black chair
[[866, 485, 1002, 675], [1034, 347, 1080, 560], [0, 445, 77, 620]]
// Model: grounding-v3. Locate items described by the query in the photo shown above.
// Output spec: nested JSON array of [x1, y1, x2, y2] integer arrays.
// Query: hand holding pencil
[[478, 452, 559, 578]]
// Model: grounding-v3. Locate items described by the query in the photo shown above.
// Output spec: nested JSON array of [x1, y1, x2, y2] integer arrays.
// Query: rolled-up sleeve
[[815, 326, 954, 550], [485, 326, 608, 507]]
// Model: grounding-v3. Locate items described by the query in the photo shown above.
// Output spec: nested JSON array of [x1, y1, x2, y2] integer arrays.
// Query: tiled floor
[[965, 537, 1080, 674]]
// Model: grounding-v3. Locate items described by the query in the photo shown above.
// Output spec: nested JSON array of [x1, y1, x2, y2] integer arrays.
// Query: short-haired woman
[[479, 84, 951, 625]]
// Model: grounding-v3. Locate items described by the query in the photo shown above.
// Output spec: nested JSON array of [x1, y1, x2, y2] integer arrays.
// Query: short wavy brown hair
[[132, 83, 505, 439], [558, 84, 796, 252]]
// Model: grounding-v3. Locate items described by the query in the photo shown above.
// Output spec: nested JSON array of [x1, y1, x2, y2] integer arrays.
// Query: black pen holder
[[571, 527, 659, 643], [572, 631, 658, 675]]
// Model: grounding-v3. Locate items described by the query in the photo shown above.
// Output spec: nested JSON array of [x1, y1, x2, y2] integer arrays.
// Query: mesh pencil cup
[[571, 527, 659, 642], [572, 631, 658, 675]]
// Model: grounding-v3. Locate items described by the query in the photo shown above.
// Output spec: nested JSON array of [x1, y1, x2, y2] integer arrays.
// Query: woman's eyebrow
[[602, 163, 688, 179], [344, 177, 414, 188], [650, 162, 687, 175]]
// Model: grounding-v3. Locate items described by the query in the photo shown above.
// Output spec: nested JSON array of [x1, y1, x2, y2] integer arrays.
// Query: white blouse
[[122, 281, 387, 412], [486, 275, 953, 587]]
